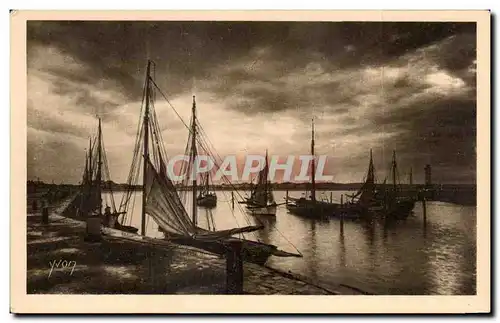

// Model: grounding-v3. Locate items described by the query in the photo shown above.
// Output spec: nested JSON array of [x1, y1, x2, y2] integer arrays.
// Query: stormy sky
[[27, 21, 477, 184]]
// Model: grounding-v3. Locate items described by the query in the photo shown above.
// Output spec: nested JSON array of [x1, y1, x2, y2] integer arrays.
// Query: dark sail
[[144, 157, 263, 241], [249, 151, 273, 206]]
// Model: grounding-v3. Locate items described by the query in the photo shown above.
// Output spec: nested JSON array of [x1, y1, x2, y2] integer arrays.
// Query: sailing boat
[[345, 149, 417, 220], [196, 172, 217, 208], [184, 97, 218, 209], [286, 119, 356, 219], [76, 118, 138, 233], [243, 150, 277, 216], [344, 149, 385, 214], [76, 136, 100, 218], [118, 60, 301, 265], [375, 151, 416, 220]]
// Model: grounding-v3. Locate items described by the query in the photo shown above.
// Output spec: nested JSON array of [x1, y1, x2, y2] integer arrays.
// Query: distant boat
[[76, 134, 100, 218], [374, 151, 416, 220], [77, 118, 138, 234], [178, 98, 219, 209], [286, 119, 361, 219], [344, 149, 384, 216], [243, 150, 277, 216], [344, 149, 417, 221], [196, 173, 217, 208], [118, 60, 302, 265]]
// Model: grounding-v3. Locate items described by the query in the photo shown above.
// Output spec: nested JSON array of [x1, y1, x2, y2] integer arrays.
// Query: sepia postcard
[[10, 10, 490, 314]]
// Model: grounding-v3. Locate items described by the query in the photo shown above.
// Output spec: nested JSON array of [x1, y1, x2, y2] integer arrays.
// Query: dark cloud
[[26, 20, 477, 184], [373, 95, 476, 183], [27, 21, 476, 101], [27, 129, 85, 183], [27, 100, 90, 139], [28, 21, 263, 100]]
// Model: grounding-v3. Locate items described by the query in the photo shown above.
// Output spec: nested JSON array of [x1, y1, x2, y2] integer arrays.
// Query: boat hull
[[196, 194, 217, 208], [165, 235, 275, 266], [382, 199, 416, 220], [286, 199, 364, 219], [246, 204, 277, 216], [114, 224, 139, 234]]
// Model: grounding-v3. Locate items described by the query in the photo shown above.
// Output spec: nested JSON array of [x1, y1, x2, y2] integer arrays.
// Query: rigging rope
[[119, 74, 147, 212], [149, 79, 304, 254], [149, 80, 255, 235], [114, 68, 302, 255]]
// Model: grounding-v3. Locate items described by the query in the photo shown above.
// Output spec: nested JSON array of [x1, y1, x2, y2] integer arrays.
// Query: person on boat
[[104, 205, 114, 227]]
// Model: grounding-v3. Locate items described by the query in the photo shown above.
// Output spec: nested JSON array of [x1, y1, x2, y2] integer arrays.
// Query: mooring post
[[285, 190, 289, 205], [84, 216, 102, 242], [226, 240, 244, 294], [147, 245, 162, 292], [41, 206, 49, 224], [340, 194, 343, 207], [330, 192, 333, 203]]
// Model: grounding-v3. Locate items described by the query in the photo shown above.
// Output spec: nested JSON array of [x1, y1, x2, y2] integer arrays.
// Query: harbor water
[[104, 190, 476, 295]]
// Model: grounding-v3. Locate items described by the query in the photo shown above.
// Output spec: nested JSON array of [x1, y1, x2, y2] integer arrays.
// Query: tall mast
[[264, 149, 269, 204], [88, 137, 92, 183], [84, 150, 88, 185], [392, 150, 397, 191], [368, 149, 374, 184], [204, 172, 209, 194], [97, 118, 102, 214], [141, 60, 152, 236], [311, 118, 316, 202], [191, 95, 198, 226], [85, 142, 90, 186]]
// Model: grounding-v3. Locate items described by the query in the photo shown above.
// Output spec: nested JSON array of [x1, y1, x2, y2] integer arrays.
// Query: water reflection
[[338, 222, 346, 268], [382, 219, 389, 244], [362, 220, 375, 248], [308, 220, 318, 279], [423, 216, 428, 239], [254, 215, 276, 245]]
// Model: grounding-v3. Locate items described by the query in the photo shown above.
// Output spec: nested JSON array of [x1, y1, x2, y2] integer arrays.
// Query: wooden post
[[285, 190, 289, 205], [84, 216, 102, 242], [225, 240, 244, 294], [41, 206, 49, 224], [422, 198, 427, 223], [341, 194, 345, 233], [330, 192, 333, 203], [147, 245, 165, 292]]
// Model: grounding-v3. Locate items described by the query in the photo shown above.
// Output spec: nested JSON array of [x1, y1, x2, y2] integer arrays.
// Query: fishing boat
[[374, 151, 416, 220], [76, 118, 139, 234], [243, 150, 277, 216], [196, 173, 217, 208], [178, 99, 219, 209], [286, 119, 360, 219], [344, 149, 417, 221], [76, 136, 100, 219], [344, 149, 385, 215], [118, 60, 302, 265]]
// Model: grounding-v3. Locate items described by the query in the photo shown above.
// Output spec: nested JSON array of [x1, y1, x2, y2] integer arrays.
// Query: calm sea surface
[[103, 190, 476, 295]]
